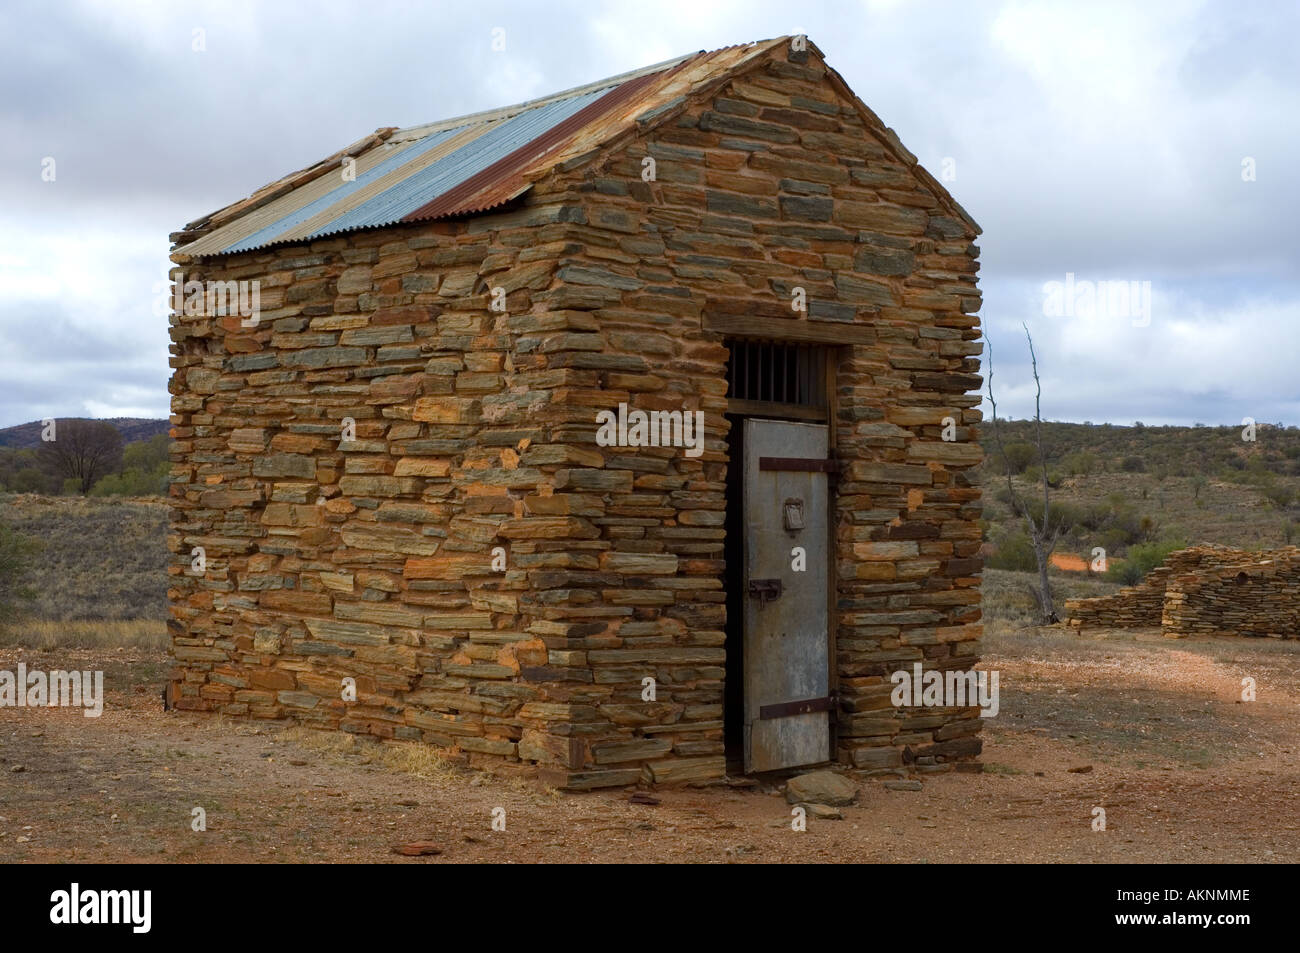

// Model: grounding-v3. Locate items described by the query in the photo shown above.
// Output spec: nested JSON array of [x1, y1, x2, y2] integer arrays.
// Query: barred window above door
[[725, 339, 828, 408]]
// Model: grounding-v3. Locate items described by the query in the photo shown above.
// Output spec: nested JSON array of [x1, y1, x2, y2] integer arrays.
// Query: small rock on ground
[[801, 802, 844, 820], [884, 779, 923, 791]]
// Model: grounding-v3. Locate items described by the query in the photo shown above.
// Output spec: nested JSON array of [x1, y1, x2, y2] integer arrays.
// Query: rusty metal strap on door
[[758, 695, 835, 720], [758, 456, 839, 473]]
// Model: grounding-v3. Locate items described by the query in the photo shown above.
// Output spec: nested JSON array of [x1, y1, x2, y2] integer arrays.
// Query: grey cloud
[[0, 0, 1295, 428]]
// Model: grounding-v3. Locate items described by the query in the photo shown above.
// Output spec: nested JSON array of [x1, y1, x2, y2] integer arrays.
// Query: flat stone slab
[[883, 779, 923, 791], [785, 770, 858, 806]]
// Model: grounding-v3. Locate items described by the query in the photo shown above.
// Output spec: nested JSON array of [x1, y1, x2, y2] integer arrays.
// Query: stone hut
[[166, 36, 985, 789]]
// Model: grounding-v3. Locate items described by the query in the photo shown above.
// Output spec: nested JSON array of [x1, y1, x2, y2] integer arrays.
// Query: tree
[[123, 433, 169, 472], [986, 325, 1065, 624], [91, 433, 169, 497], [36, 419, 124, 495], [1002, 441, 1037, 474]]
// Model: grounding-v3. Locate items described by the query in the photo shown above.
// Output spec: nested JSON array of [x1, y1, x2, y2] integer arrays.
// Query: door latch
[[747, 578, 782, 607], [783, 497, 805, 532]]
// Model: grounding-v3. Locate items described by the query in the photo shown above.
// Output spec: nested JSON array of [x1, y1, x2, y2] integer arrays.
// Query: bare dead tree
[[986, 325, 1066, 624], [37, 419, 124, 495]]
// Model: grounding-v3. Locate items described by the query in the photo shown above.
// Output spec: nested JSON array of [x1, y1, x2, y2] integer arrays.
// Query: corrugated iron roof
[[172, 37, 979, 259], [175, 40, 784, 259]]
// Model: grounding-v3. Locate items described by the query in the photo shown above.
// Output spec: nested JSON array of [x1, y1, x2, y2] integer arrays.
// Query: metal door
[[742, 419, 832, 773]]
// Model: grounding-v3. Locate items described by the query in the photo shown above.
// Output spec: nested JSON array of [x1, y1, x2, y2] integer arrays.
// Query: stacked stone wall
[[1066, 546, 1300, 639]]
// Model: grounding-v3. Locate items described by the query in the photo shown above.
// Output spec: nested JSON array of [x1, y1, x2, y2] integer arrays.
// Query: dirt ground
[[2, 627, 1298, 863]]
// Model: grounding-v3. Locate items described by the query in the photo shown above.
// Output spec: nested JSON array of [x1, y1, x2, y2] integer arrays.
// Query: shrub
[[123, 434, 169, 473], [91, 463, 168, 497], [988, 529, 1039, 572], [1096, 496, 1141, 543], [1048, 500, 1088, 535], [1022, 464, 1063, 486], [1001, 441, 1037, 474], [1062, 451, 1097, 477], [1095, 528, 1130, 555], [11, 468, 50, 493], [1120, 455, 1145, 473], [1260, 484, 1296, 509], [0, 522, 39, 623], [1106, 538, 1186, 586]]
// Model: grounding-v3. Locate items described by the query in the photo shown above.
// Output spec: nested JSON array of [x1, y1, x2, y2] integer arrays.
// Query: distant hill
[[979, 419, 1300, 570], [0, 417, 170, 450], [980, 419, 1300, 480]]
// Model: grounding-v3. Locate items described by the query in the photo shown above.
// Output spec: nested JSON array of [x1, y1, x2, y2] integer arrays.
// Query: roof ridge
[[390, 45, 722, 141], [390, 39, 780, 142]]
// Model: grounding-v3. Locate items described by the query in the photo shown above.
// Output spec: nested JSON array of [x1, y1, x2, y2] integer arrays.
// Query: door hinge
[[759, 456, 839, 473], [758, 694, 836, 720]]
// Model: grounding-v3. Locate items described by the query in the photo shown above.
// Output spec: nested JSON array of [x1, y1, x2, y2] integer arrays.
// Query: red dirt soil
[[2, 630, 1298, 863]]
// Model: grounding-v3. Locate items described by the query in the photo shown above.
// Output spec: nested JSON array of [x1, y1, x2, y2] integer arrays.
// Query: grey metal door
[[742, 418, 832, 773]]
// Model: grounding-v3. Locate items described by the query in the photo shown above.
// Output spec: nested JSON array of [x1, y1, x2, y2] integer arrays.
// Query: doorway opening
[[722, 338, 833, 772]]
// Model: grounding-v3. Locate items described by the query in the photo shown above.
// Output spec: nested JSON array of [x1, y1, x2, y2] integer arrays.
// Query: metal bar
[[758, 695, 835, 720], [759, 456, 839, 472], [743, 340, 751, 399], [703, 315, 877, 346], [726, 399, 827, 421], [799, 345, 809, 404]]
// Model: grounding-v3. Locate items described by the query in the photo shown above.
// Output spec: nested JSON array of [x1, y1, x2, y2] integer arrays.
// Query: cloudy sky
[[0, 0, 1295, 429]]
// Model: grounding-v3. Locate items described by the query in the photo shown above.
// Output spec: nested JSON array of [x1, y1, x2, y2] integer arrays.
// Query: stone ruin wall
[[1066, 546, 1300, 639], [1163, 553, 1300, 639]]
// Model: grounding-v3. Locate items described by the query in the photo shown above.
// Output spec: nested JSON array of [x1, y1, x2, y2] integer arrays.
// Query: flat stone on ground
[[784, 769, 858, 806]]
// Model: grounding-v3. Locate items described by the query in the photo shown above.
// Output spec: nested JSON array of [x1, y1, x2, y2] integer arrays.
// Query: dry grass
[[276, 724, 556, 794], [377, 740, 462, 785], [280, 725, 462, 785], [1, 493, 167, 622], [981, 567, 1120, 628], [281, 725, 361, 759], [0, 618, 167, 650]]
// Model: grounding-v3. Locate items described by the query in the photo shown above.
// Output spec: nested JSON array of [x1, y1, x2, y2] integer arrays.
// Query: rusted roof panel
[[174, 37, 968, 259], [222, 124, 472, 254], [401, 62, 687, 223], [173, 40, 787, 259]]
